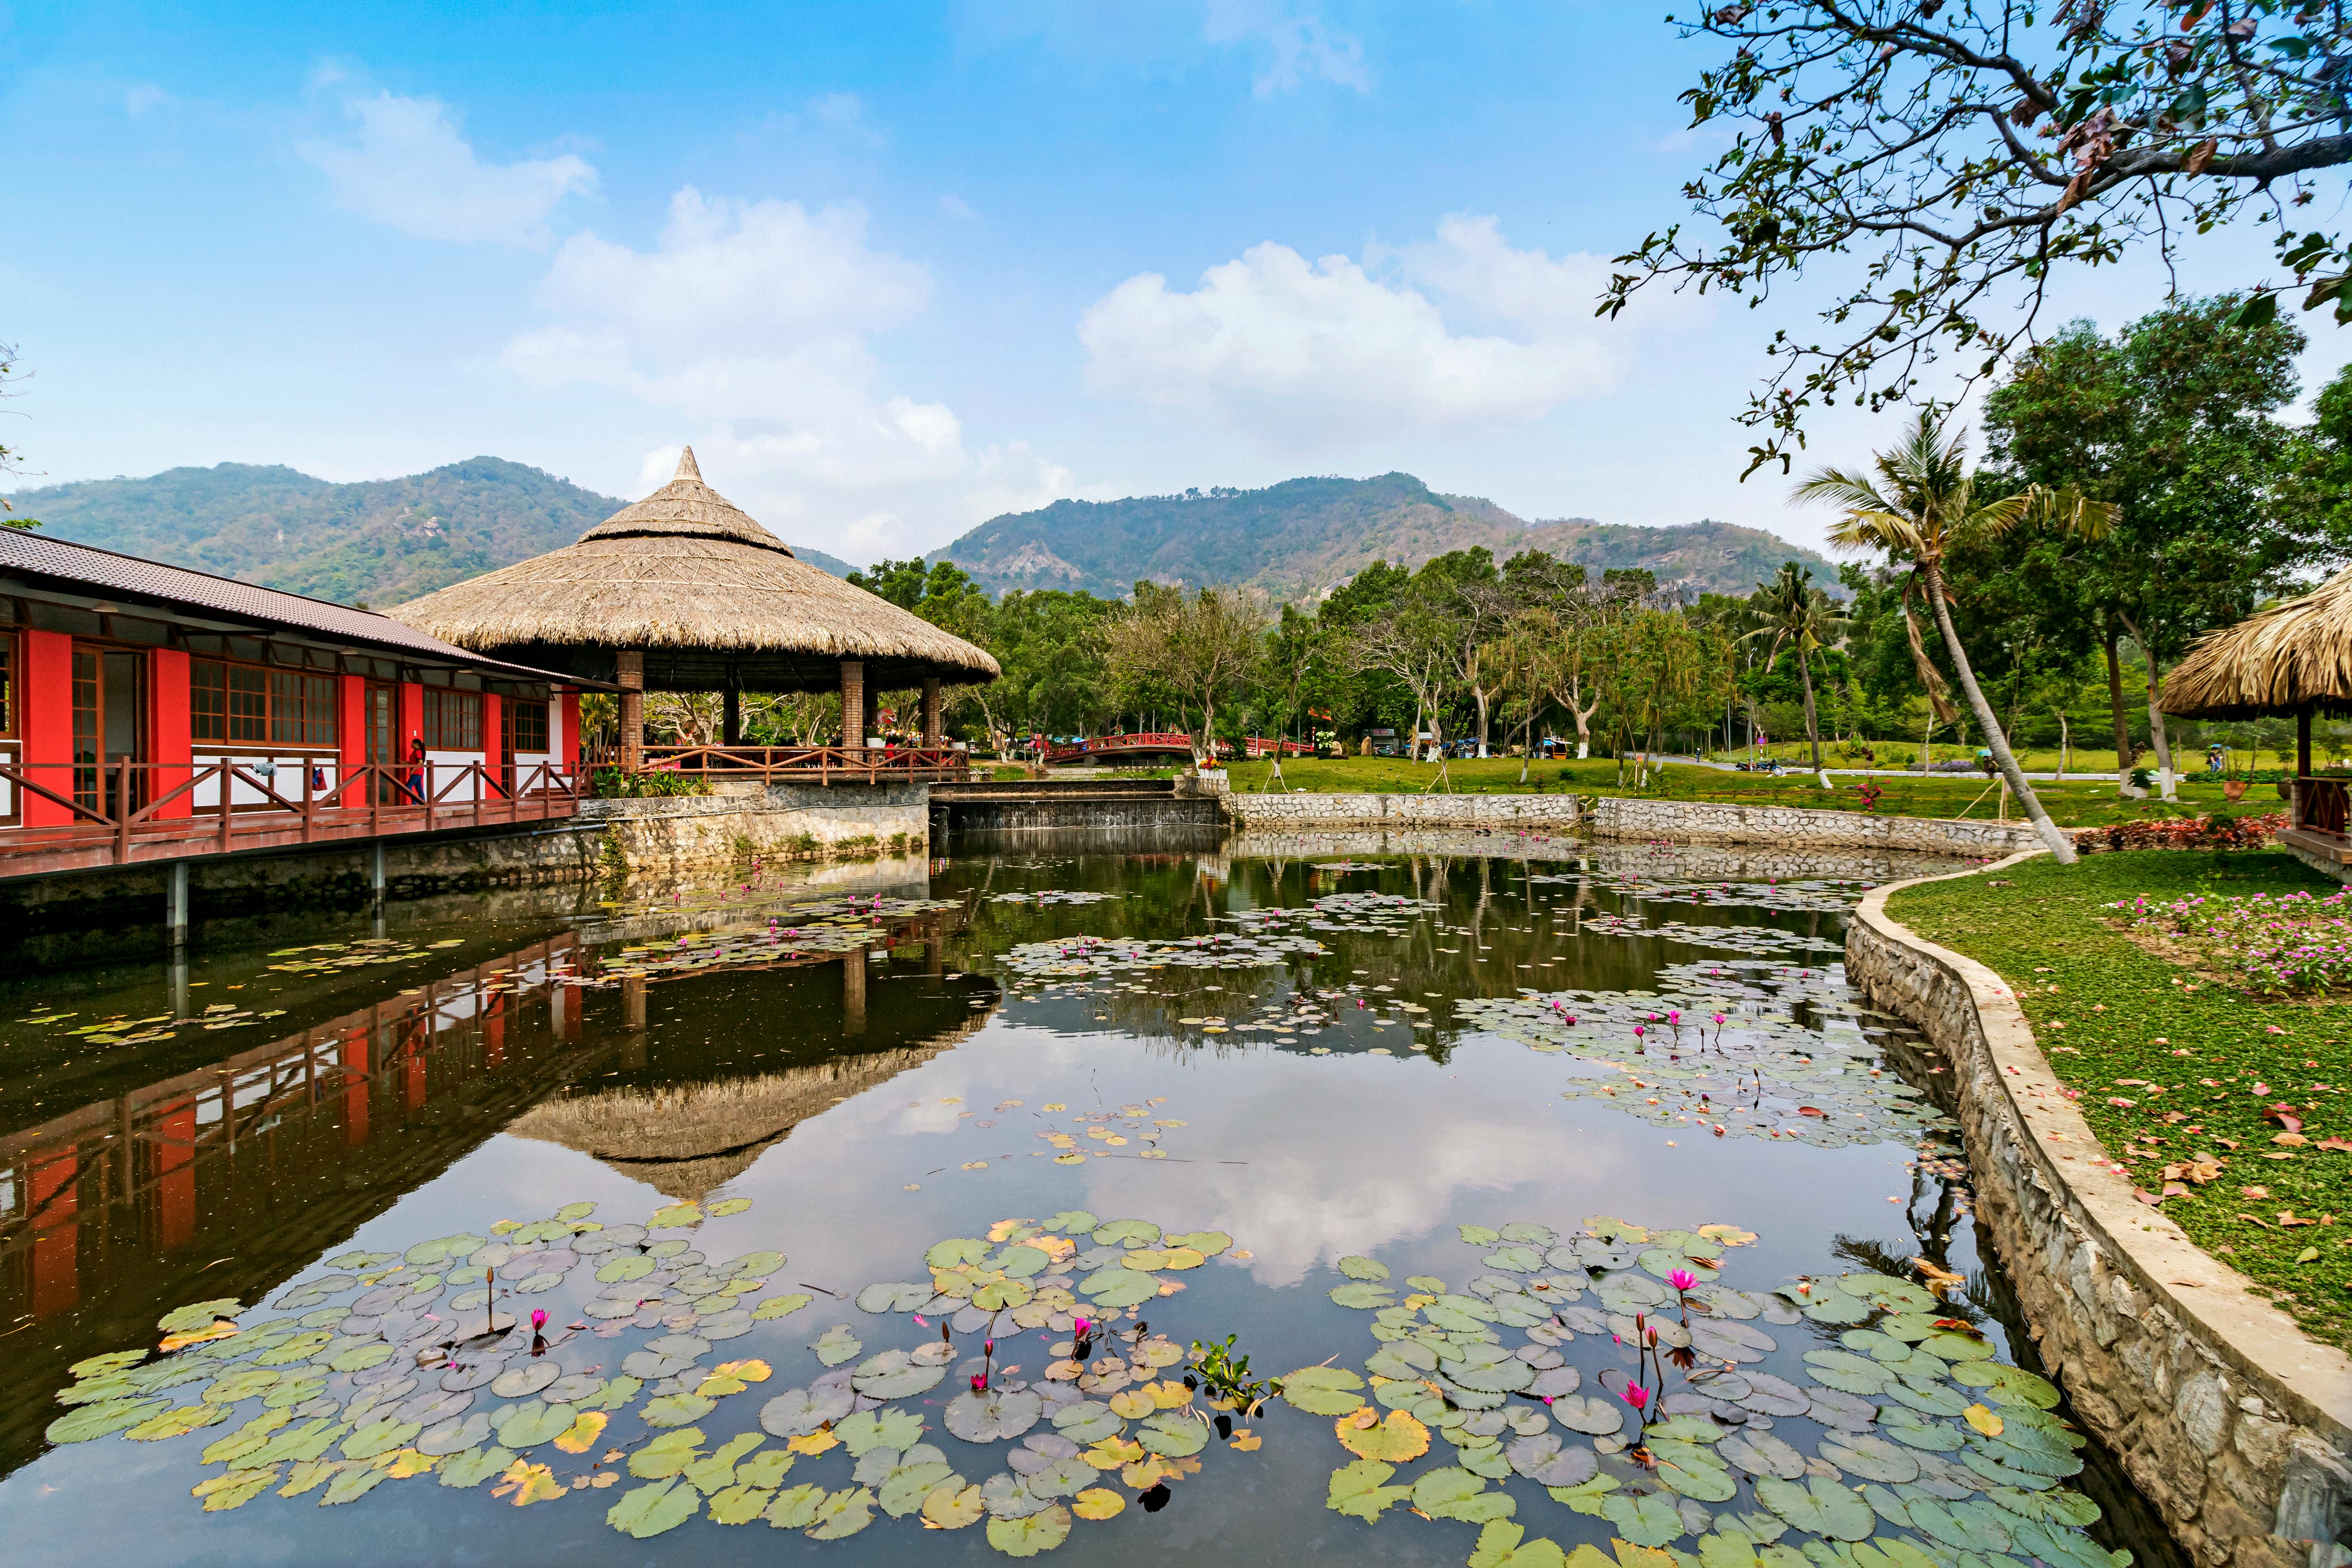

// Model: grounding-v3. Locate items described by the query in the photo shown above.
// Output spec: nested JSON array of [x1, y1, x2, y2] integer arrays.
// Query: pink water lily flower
[[1621, 1382, 1651, 1411], [1668, 1269, 1698, 1293], [530, 1309, 549, 1331]]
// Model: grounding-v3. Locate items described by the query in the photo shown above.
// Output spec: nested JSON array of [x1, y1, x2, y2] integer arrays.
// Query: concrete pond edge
[[1846, 850, 2352, 1568]]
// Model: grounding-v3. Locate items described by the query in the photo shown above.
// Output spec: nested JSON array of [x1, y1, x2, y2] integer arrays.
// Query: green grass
[[1714, 739, 2310, 775], [1216, 755, 2282, 829], [1888, 850, 2352, 1350]]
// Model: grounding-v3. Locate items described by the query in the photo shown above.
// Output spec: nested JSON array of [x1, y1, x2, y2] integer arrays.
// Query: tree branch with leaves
[[1609, 1, 2352, 475]]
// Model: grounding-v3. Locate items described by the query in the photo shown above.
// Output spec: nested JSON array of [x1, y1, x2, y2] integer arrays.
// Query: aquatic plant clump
[[1458, 961, 1954, 1147], [45, 1199, 1262, 1557], [1001, 930, 1328, 981], [1299, 1216, 2120, 1568]]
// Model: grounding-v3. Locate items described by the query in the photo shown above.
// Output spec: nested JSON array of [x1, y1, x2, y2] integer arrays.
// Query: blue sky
[[2, 0, 2339, 567]]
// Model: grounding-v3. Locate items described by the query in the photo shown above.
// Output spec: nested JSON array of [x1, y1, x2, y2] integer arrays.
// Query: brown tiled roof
[[0, 528, 587, 682]]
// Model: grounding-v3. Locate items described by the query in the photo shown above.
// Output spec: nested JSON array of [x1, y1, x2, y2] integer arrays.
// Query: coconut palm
[[1796, 409, 2117, 865], [1741, 562, 1848, 786]]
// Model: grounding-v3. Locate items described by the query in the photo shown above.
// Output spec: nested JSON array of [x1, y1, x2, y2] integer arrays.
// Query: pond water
[[0, 839, 2164, 1568]]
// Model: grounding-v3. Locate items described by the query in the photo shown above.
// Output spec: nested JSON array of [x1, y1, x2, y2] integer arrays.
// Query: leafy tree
[[1798, 408, 2115, 862], [1741, 563, 1850, 782], [1104, 583, 1270, 761], [1611, 3, 2352, 474], [1983, 297, 2319, 790]]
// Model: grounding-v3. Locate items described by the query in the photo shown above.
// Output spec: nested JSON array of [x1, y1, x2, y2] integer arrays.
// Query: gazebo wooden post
[[2298, 705, 2314, 827], [722, 684, 741, 748], [617, 649, 645, 772], [922, 678, 942, 748], [840, 660, 864, 753]]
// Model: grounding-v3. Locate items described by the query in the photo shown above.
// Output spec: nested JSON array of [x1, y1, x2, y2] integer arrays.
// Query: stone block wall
[[583, 783, 929, 878], [1847, 862, 2352, 1568], [1592, 795, 2043, 857], [1222, 791, 1584, 830]]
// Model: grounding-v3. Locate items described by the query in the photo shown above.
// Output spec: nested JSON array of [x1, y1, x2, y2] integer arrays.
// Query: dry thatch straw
[[2161, 566, 2352, 721], [387, 449, 999, 690], [505, 1025, 976, 1201]]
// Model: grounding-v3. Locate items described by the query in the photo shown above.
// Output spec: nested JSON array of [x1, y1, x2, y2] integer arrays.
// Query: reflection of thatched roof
[[2163, 567, 2352, 720], [388, 449, 1000, 690], [507, 1019, 983, 1201]]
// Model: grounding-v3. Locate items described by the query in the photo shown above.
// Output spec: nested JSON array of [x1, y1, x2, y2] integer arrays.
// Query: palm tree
[[1742, 562, 1848, 786], [1795, 409, 2116, 865]]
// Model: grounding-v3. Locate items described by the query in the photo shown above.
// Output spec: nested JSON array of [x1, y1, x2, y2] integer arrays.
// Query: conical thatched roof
[[2161, 567, 2352, 720], [388, 449, 999, 691]]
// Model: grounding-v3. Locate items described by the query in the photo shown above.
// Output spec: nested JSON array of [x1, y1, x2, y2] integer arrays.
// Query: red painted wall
[[150, 648, 193, 821], [482, 693, 504, 794], [562, 690, 582, 779], [19, 630, 75, 828], [155, 1104, 196, 1252], [337, 674, 365, 789]]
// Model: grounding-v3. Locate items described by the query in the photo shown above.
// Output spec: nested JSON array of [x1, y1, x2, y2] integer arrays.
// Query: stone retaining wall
[[1222, 791, 1583, 829], [1593, 795, 2042, 857], [1847, 857, 2352, 1568], [583, 783, 929, 878]]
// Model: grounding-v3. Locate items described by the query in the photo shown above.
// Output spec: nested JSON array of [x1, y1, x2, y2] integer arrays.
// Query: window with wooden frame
[[191, 658, 337, 748], [424, 688, 483, 751], [0, 630, 16, 738], [508, 699, 549, 753]]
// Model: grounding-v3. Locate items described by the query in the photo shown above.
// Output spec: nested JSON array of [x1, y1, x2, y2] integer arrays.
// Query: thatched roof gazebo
[[391, 449, 998, 769], [2162, 565, 2352, 848]]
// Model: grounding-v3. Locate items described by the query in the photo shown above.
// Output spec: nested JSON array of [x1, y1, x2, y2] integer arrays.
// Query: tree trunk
[[1474, 684, 1491, 760], [2103, 618, 2133, 792], [1926, 561, 2076, 864], [2111, 609, 2177, 798], [1796, 648, 1828, 786], [2056, 712, 2069, 780]]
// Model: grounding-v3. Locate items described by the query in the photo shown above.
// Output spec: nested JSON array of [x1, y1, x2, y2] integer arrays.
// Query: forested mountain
[[931, 472, 1837, 600], [6, 458, 854, 607]]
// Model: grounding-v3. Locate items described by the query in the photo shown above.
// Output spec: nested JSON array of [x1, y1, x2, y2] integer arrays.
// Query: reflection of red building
[[0, 937, 577, 1321], [0, 530, 587, 868]]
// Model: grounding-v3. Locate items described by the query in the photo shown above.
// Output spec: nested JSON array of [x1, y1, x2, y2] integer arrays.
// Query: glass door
[[72, 646, 146, 816]]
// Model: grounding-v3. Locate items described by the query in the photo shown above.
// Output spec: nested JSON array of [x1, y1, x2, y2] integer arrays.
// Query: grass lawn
[[1888, 850, 2352, 1350], [1214, 755, 2281, 829]]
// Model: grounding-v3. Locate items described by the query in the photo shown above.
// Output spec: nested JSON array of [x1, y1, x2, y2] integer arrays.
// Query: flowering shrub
[[2072, 811, 2283, 855], [2108, 880, 2352, 995]]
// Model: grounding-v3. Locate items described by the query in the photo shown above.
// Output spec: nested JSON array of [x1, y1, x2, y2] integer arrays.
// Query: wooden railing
[[0, 759, 581, 874], [629, 744, 972, 784], [1042, 732, 1197, 763]]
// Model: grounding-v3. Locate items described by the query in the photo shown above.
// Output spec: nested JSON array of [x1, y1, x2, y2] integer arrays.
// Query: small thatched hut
[[2162, 566, 2352, 842], [391, 450, 998, 763]]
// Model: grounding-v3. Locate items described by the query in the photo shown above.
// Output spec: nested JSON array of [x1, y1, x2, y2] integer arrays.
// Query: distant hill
[[5, 459, 854, 607], [930, 472, 1837, 601]]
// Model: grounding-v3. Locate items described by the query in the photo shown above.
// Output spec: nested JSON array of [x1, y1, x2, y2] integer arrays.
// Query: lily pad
[[851, 1348, 948, 1400], [1280, 1365, 1366, 1416], [609, 1477, 699, 1538], [806, 1485, 877, 1539], [1412, 1465, 1515, 1524], [644, 1393, 718, 1428], [762, 1383, 853, 1438], [1162, 1230, 1231, 1255], [46, 1398, 166, 1443], [1328, 1457, 1415, 1521], [438, 1443, 515, 1488], [858, 1281, 932, 1314], [496, 1400, 577, 1448], [1090, 1219, 1161, 1247], [1337, 1255, 1390, 1280], [1820, 1432, 1922, 1484], [1050, 1401, 1123, 1443], [986, 1503, 1072, 1556], [945, 1387, 1043, 1443], [489, 1362, 559, 1399], [813, 1325, 862, 1367], [1601, 1490, 1686, 1547], [1548, 1395, 1624, 1436], [1754, 1474, 1875, 1540], [1506, 1431, 1598, 1486], [1328, 1281, 1396, 1310]]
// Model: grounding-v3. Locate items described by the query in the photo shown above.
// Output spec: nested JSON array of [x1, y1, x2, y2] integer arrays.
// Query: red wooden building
[[0, 528, 591, 876]]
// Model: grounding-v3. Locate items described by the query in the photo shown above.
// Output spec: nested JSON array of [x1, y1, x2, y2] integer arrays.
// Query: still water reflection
[[0, 842, 2164, 1568]]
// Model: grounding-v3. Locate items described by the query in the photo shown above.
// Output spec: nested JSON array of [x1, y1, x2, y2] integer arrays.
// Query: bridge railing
[[630, 744, 972, 784]]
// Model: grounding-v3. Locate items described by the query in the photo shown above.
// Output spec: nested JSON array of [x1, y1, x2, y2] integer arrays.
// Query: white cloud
[[1078, 213, 1642, 449], [962, 441, 1116, 523], [940, 194, 979, 221], [1205, 0, 1370, 95], [299, 92, 596, 245], [508, 185, 1086, 559], [956, 1, 1368, 94]]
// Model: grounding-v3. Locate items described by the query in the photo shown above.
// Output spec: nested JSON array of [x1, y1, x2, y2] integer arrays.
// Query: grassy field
[[1888, 851, 2352, 1351], [1211, 755, 2281, 829]]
